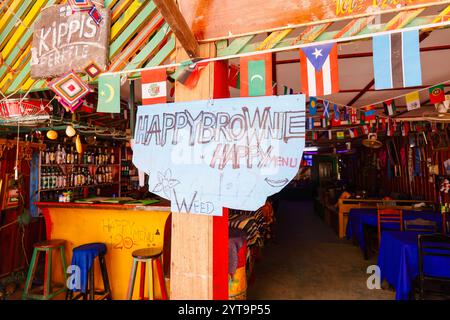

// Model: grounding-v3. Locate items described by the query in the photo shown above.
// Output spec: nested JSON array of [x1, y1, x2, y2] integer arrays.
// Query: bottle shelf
[[39, 182, 119, 192]]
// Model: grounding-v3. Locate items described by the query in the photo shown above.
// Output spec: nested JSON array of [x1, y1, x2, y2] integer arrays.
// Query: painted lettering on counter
[[101, 219, 158, 249]]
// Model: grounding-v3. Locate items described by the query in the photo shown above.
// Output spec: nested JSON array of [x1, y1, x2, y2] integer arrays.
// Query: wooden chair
[[405, 218, 438, 233], [417, 234, 450, 299], [377, 209, 403, 245]]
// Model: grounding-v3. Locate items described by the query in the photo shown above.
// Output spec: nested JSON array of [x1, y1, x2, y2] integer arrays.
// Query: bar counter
[[36, 200, 172, 300]]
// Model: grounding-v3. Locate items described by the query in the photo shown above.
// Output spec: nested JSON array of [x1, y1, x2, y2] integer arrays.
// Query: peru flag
[[300, 43, 339, 97], [141, 69, 167, 105]]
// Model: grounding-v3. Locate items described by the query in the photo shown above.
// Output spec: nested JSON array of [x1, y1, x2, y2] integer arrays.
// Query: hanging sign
[[30, 4, 110, 79], [133, 95, 306, 215]]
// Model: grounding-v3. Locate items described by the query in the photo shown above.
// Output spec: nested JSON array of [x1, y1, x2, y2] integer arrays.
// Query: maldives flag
[[240, 53, 272, 97], [300, 43, 339, 97], [141, 69, 167, 105]]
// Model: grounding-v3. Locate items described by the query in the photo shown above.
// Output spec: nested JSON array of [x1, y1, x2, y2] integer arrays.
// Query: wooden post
[[170, 42, 229, 299]]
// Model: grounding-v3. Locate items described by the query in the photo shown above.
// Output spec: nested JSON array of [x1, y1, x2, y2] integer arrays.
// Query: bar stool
[[22, 239, 68, 300], [127, 247, 168, 300], [66, 242, 112, 300]]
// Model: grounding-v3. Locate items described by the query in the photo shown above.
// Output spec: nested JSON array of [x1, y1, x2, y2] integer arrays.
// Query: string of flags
[[42, 15, 448, 133]]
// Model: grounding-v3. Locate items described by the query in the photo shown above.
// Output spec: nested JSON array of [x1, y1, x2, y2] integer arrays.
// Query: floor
[[247, 200, 395, 300]]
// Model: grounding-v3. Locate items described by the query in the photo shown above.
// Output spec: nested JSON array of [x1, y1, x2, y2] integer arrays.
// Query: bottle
[[110, 148, 115, 164], [41, 168, 47, 189], [71, 147, 75, 164], [67, 147, 71, 164], [56, 145, 61, 164], [45, 148, 50, 165], [51, 168, 56, 189], [49, 147, 55, 164]]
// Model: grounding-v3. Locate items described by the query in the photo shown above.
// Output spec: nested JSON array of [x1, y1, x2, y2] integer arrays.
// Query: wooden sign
[[31, 4, 110, 79], [178, 0, 448, 41]]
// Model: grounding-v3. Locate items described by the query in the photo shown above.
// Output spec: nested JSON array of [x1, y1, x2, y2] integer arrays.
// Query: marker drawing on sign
[[153, 169, 180, 198], [264, 177, 289, 188], [173, 190, 198, 213]]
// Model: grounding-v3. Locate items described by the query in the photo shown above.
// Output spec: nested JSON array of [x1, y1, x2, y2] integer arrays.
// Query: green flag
[[97, 74, 121, 113], [248, 60, 266, 96]]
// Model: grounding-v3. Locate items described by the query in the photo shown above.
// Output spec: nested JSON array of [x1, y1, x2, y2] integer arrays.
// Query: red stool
[[126, 248, 167, 300]]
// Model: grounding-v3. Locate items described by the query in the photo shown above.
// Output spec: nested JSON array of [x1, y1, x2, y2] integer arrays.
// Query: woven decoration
[[48, 71, 90, 112], [68, 0, 92, 12], [84, 61, 102, 79], [89, 6, 103, 25]]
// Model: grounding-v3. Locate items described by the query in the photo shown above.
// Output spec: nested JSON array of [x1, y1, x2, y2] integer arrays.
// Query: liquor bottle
[[49, 147, 54, 164], [56, 145, 61, 164], [71, 147, 75, 164], [41, 168, 46, 189], [47, 167, 52, 189], [67, 147, 71, 164], [74, 151, 78, 164], [110, 148, 115, 164], [45, 148, 50, 165]]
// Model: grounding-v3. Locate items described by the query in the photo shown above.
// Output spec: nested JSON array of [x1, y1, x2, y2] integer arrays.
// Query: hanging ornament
[[75, 135, 83, 154], [47, 130, 58, 140], [66, 125, 76, 137]]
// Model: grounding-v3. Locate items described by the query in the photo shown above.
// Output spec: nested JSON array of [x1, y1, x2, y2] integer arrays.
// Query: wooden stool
[[22, 239, 68, 300], [126, 248, 167, 300], [66, 243, 112, 300]]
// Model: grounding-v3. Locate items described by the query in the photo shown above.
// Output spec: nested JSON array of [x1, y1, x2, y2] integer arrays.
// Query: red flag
[[228, 64, 240, 89], [214, 61, 230, 99], [176, 60, 209, 89], [141, 69, 167, 105]]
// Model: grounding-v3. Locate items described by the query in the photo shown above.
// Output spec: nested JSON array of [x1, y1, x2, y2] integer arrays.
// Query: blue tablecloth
[[378, 230, 450, 300], [71, 243, 107, 293], [346, 209, 444, 253]]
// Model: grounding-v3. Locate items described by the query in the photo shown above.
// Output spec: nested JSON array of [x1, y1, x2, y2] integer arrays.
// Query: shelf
[[39, 183, 119, 192]]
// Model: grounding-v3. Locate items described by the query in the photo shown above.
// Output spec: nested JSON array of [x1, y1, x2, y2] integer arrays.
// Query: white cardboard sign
[[132, 95, 306, 215]]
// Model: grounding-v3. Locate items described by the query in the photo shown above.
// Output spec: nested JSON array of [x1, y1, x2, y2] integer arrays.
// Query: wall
[[343, 134, 450, 204]]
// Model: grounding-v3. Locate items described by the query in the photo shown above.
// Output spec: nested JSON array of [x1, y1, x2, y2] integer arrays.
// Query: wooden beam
[[153, 0, 200, 58], [170, 42, 215, 300]]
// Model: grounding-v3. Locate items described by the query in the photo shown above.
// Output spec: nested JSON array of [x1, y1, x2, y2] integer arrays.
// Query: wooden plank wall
[[348, 135, 450, 204]]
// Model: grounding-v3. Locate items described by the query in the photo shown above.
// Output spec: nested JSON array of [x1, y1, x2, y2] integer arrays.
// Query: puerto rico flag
[[300, 43, 339, 97]]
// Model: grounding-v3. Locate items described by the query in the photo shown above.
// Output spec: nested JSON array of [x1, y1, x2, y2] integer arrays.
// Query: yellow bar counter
[[36, 200, 172, 300]]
